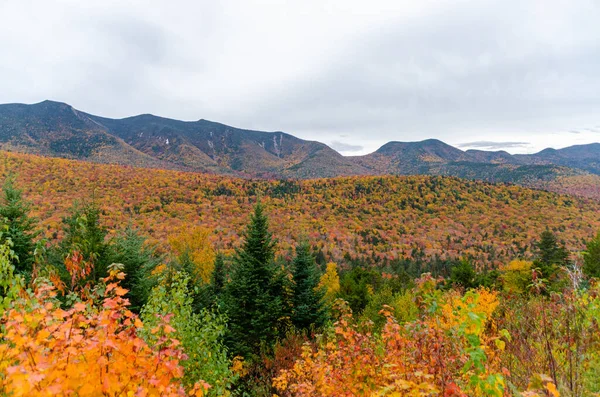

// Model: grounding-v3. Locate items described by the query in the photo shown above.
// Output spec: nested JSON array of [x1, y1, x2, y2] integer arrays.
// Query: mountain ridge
[[0, 100, 598, 190]]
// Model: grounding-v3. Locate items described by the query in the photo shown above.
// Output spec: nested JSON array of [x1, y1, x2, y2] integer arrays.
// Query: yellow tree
[[168, 226, 216, 284], [501, 259, 533, 294], [318, 262, 340, 303]]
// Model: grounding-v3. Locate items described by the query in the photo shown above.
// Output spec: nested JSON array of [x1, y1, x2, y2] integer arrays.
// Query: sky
[[1, 0, 599, 155]]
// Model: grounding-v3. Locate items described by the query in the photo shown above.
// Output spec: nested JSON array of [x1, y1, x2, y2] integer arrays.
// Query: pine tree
[[0, 175, 38, 276], [449, 258, 477, 289], [291, 241, 327, 332], [58, 201, 110, 282], [583, 231, 600, 278], [110, 225, 163, 312], [211, 252, 226, 297], [222, 202, 284, 358], [534, 229, 569, 280]]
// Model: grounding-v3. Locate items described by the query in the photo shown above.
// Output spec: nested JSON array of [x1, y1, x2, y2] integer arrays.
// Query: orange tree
[[0, 264, 209, 396]]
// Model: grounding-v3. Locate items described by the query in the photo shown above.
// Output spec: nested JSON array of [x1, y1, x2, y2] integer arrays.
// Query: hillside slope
[[2, 150, 599, 269]]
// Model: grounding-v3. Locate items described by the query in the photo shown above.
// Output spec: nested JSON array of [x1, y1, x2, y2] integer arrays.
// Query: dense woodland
[[1, 151, 600, 269], [1, 151, 600, 396]]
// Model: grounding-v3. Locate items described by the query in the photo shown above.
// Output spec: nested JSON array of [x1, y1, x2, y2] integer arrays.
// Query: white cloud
[[0, 0, 599, 154]]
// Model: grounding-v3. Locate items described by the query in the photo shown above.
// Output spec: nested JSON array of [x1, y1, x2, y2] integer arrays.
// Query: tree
[[169, 226, 216, 285], [110, 225, 163, 312], [222, 202, 284, 358], [583, 231, 600, 278], [141, 271, 235, 395], [0, 175, 38, 276], [449, 258, 477, 289], [0, 239, 23, 315], [57, 201, 110, 283], [318, 262, 340, 303], [339, 266, 382, 314], [291, 241, 327, 332], [0, 266, 207, 397], [500, 259, 533, 294], [534, 229, 569, 280], [211, 252, 226, 298]]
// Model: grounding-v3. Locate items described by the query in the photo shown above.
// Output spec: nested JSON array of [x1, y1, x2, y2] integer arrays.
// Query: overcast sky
[[1, 0, 599, 155]]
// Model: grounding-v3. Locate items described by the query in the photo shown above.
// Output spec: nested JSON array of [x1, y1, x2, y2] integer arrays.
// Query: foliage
[[501, 259, 533, 294], [110, 225, 162, 311], [141, 271, 235, 395], [0, 266, 208, 396], [583, 231, 600, 278], [0, 240, 22, 315], [169, 226, 216, 284], [496, 284, 600, 395], [534, 230, 569, 282], [210, 252, 227, 300], [339, 266, 382, 314], [222, 202, 286, 359], [55, 201, 110, 283], [317, 262, 340, 303], [2, 151, 600, 270], [0, 174, 38, 276], [449, 258, 477, 289], [291, 241, 327, 332], [274, 286, 507, 397]]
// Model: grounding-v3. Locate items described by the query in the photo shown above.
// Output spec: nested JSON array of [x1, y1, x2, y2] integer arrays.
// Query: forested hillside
[[1, 156, 600, 395], [2, 101, 600, 199], [2, 150, 599, 270]]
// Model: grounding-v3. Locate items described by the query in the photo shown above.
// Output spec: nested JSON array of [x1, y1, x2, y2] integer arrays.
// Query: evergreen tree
[[57, 201, 110, 282], [0, 175, 38, 276], [211, 252, 226, 297], [449, 258, 477, 289], [222, 202, 284, 358], [534, 229, 569, 280], [110, 225, 163, 312], [291, 241, 327, 331], [583, 231, 600, 278]]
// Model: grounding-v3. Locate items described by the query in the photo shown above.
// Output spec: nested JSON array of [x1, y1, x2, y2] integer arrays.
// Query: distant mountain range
[[1, 100, 599, 190]]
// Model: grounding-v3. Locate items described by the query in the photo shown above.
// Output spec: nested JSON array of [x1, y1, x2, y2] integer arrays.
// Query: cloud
[[458, 141, 530, 150], [0, 0, 599, 154], [329, 141, 364, 153]]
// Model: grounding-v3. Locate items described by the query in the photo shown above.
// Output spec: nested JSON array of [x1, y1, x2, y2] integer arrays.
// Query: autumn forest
[[1, 150, 600, 396]]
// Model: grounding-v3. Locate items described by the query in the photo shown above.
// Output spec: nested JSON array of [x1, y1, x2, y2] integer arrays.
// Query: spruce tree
[[110, 225, 162, 312], [291, 241, 327, 332], [449, 258, 477, 289], [222, 202, 283, 358], [0, 175, 38, 276], [58, 201, 110, 282], [211, 252, 226, 297], [583, 231, 600, 278], [534, 229, 569, 280]]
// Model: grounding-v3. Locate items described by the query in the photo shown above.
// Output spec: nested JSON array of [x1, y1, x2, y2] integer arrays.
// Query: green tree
[[534, 229, 569, 281], [110, 225, 162, 312], [58, 201, 110, 282], [449, 258, 477, 289], [291, 241, 327, 332], [211, 252, 226, 298], [141, 271, 235, 395], [583, 231, 600, 278], [0, 175, 38, 276], [339, 266, 382, 314], [0, 238, 23, 314], [222, 202, 284, 358]]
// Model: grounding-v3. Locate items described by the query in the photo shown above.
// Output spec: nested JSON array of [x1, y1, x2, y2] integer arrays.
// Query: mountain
[[514, 143, 600, 175], [0, 100, 599, 197], [0, 100, 368, 178]]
